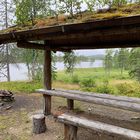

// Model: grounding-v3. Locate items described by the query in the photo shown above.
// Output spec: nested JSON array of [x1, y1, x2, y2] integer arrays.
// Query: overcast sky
[[75, 49, 105, 56]]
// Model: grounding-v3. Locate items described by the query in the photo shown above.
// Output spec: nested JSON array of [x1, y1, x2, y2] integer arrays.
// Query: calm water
[[1, 60, 103, 81]]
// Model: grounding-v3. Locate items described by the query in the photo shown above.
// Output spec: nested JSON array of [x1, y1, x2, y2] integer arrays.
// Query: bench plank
[[37, 89, 140, 112], [58, 114, 140, 140], [56, 89, 140, 104]]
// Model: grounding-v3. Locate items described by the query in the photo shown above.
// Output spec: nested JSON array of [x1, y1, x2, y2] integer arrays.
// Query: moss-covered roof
[[0, 3, 140, 34]]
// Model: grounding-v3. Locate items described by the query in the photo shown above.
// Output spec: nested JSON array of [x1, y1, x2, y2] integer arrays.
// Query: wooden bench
[[57, 113, 140, 140], [36, 89, 140, 139], [36, 89, 140, 115]]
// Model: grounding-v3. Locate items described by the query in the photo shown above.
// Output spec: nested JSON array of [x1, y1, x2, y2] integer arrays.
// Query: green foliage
[[52, 52, 57, 80], [96, 85, 117, 94], [0, 81, 42, 93], [14, 0, 52, 25], [104, 49, 113, 76], [96, 79, 117, 94], [63, 51, 76, 74], [80, 77, 96, 88], [84, 0, 96, 12], [59, 0, 83, 16], [129, 48, 140, 82], [114, 48, 130, 75], [116, 82, 140, 97], [71, 75, 79, 84]]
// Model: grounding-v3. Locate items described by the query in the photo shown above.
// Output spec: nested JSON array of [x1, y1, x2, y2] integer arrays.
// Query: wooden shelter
[[0, 15, 140, 115]]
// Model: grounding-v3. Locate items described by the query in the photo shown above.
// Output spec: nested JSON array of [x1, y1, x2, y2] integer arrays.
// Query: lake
[[0, 60, 103, 82]]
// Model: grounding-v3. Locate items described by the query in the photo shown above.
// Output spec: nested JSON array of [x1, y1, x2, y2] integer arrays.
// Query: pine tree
[[0, 0, 15, 81], [129, 48, 140, 82], [104, 49, 113, 76], [63, 51, 76, 74]]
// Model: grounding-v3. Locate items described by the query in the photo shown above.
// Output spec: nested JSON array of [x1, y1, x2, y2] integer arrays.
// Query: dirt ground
[[0, 93, 140, 140]]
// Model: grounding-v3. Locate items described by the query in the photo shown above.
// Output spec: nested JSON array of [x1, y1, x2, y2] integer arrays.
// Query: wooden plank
[[36, 89, 140, 112], [56, 89, 140, 104], [58, 114, 140, 140], [64, 124, 78, 140], [67, 99, 74, 110], [43, 50, 52, 115]]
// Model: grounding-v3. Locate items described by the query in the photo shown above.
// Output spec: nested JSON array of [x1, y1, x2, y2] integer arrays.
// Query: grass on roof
[[0, 3, 140, 34]]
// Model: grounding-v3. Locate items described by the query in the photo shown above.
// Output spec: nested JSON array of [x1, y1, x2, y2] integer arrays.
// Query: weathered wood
[[56, 89, 140, 104], [44, 50, 52, 90], [64, 124, 78, 140], [43, 94, 51, 116], [17, 42, 46, 50], [1, 15, 140, 50], [36, 89, 140, 112], [33, 114, 46, 134], [17, 41, 71, 52], [67, 99, 74, 110], [43, 50, 52, 115], [58, 114, 140, 140]]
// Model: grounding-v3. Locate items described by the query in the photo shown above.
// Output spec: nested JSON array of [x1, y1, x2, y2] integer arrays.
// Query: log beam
[[17, 41, 71, 52], [43, 49, 52, 115], [17, 41, 46, 50]]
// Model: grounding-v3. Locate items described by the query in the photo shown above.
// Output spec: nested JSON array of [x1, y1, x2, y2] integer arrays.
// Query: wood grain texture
[[58, 114, 140, 140], [43, 50, 52, 115], [36, 89, 140, 112], [64, 124, 78, 140], [1, 15, 140, 50]]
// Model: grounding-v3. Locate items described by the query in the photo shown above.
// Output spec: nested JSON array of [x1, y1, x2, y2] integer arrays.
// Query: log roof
[[0, 15, 140, 51]]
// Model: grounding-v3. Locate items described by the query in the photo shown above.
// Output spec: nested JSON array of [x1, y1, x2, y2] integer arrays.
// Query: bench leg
[[64, 124, 78, 140], [67, 99, 74, 110], [43, 95, 51, 115]]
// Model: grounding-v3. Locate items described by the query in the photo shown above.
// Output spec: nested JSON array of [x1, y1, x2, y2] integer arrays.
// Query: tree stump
[[33, 114, 47, 134]]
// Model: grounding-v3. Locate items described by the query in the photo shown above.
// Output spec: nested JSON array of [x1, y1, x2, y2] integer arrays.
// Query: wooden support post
[[64, 124, 78, 140], [43, 49, 52, 115], [43, 94, 51, 115], [67, 99, 74, 110]]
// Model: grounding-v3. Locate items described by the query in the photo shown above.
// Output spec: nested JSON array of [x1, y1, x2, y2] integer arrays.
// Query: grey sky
[[75, 49, 105, 56]]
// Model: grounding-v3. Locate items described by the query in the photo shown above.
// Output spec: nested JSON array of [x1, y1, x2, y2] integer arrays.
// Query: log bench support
[[67, 99, 74, 110], [64, 124, 77, 140], [43, 94, 51, 115]]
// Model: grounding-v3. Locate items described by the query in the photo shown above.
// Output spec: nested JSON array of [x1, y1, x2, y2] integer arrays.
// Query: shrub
[[80, 78, 96, 88], [116, 83, 140, 97], [96, 85, 117, 94], [71, 75, 79, 84]]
